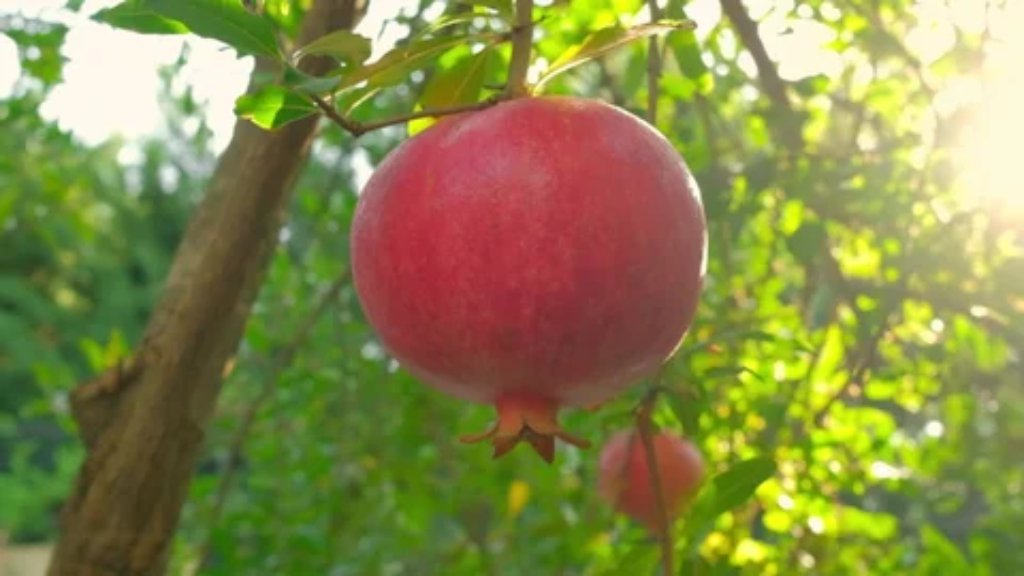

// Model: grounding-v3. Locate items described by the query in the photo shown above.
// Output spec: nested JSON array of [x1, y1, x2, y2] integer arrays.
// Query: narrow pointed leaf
[[336, 85, 383, 114], [92, 1, 188, 34], [282, 66, 344, 95], [536, 20, 696, 89], [294, 29, 372, 66], [682, 457, 776, 550], [707, 457, 776, 513], [338, 33, 499, 92], [140, 0, 280, 58], [235, 85, 317, 130], [410, 12, 493, 43], [455, 0, 514, 19], [408, 48, 492, 136]]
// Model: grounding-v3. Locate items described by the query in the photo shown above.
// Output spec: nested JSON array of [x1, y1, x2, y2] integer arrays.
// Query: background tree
[[1, 0, 1021, 575]]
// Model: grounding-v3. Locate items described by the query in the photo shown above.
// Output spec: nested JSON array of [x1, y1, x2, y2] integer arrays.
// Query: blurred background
[[1, 0, 1022, 574]]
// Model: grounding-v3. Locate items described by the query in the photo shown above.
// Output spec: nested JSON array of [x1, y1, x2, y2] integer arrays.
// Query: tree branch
[[48, 1, 367, 574], [70, 355, 144, 449], [718, 0, 790, 114], [718, 0, 802, 149]]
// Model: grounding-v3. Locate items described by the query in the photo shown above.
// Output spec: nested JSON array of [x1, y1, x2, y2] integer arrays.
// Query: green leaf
[[535, 20, 696, 89], [339, 33, 499, 92], [294, 30, 372, 66], [919, 525, 972, 574], [335, 85, 383, 114], [683, 457, 776, 550], [411, 13, 488, 42], [707, 457, 776, 513], [786, 221, 826, 265], [667, 387, 706, 437], [609, 544, 659, 575], [455, 0, 514, 19], [91, 1, 189, 34], [704, 365, 760, 381], [0, 276, 56, 322], [140, 0, 280, 58], [234, 85, 317, 129], [408, 48, 492, 136], [282, 66, 344, 96], [669, 27, 709, 78]]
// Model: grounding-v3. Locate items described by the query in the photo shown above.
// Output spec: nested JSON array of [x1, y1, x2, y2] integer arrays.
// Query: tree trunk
[[47, 1, 364, 574]]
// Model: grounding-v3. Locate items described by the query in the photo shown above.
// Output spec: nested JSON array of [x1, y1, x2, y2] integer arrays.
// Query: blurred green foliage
[[2, 0, 1022, 574]]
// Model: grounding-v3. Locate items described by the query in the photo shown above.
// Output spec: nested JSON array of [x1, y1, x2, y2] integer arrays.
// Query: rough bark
[[47, 1, 365, 574]]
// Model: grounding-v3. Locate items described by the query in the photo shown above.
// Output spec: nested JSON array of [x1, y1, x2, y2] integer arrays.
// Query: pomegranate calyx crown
[[459, 393, 591, 463]]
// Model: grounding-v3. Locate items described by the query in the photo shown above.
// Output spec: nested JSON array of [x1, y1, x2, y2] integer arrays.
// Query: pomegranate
[[351, 96, 707, 461], [598, 430, 704, 532]]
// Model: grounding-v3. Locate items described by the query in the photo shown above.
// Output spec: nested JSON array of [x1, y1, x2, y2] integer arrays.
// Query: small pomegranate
[[598, 430, 704, 532], [351, 96, 707, 461]]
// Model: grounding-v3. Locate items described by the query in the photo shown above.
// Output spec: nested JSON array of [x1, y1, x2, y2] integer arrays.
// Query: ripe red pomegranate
[[351, 96, 706, 461], [598, 430, 704, 533]]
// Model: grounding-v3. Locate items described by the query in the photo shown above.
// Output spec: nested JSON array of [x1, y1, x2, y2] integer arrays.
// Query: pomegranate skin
[[351, 96, 706, 453], [598, 431, 704, 532]]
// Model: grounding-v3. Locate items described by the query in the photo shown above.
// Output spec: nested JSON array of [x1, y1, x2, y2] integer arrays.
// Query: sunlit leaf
[[140, 0, 280, 57], [294, 29, 372, 66], [234, 85, 317, 129], [282, 66, 344, 95], [610, 545, 659, 575], [669, 27, 710, 87], [335, 84, 383, 114], [535, 20, 696, 89], [683, 457, 776, 550], [408, 48, 492, 136], [411, 12, 490, 42], [339, 33, 500, 92], [92, 1, 189, 34], [455, 0, 514, 19], [707, 457, 776, 513], [920, 525, 972, 574]]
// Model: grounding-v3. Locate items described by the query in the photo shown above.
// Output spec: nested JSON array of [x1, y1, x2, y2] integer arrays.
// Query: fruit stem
[[504, 0, 534, 98], [635, 382, 674, 576]]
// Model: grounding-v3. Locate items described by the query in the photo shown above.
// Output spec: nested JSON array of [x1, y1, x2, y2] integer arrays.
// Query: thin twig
[[310, 94, 500, 137], [505, 0, 535, 97], [811, 299, 894, 428], [647, 0, 663, 125], [310, 93, 363, 134], [718, 0, 802, 150], [196, 270, 350, 569], [635, 383, 674, 576], [718, 0, 791, 116], [806, 226, 911, 431], [360, 98, 500, 133]]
